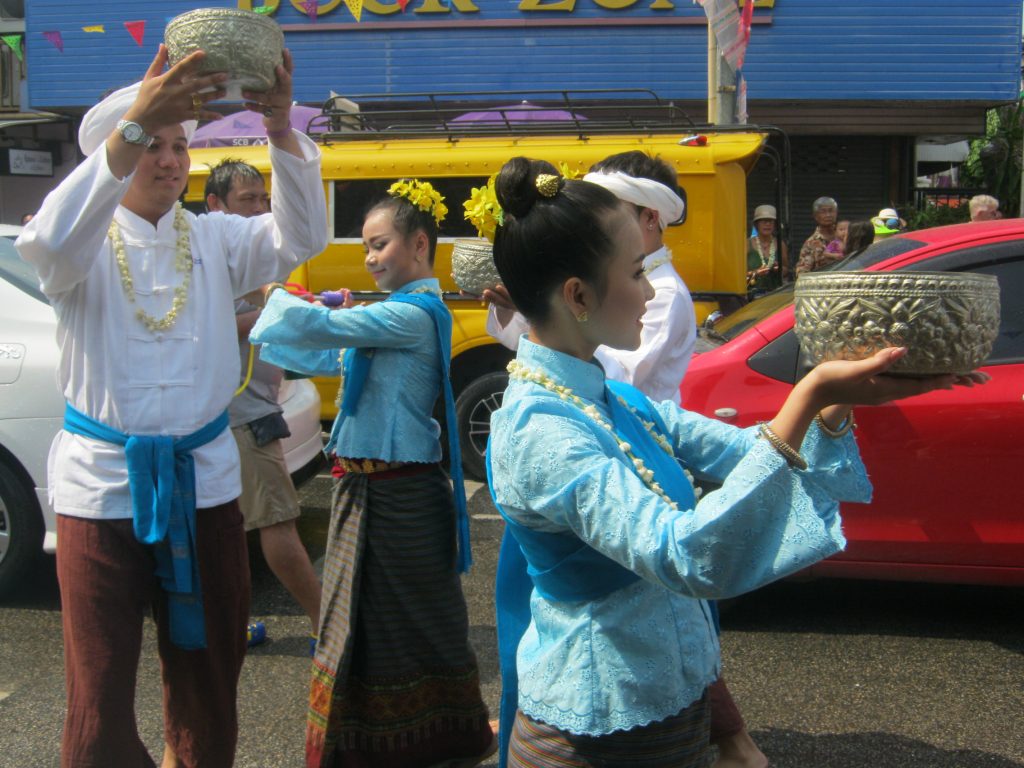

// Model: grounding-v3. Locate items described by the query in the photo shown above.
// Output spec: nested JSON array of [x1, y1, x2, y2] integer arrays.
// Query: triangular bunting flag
[[302, 0, 318, 21], [42, 30, 64, 53], [124, 20, 146, 46], [344, 0, 363, 21], [253, 4, 275, 14], [1, 33, 23, 62], [82, 25, 105, 33], [397, 0, 409, 9]]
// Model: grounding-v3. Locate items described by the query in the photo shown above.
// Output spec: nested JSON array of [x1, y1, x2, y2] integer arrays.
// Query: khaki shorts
[[232, 424, 302, 532]]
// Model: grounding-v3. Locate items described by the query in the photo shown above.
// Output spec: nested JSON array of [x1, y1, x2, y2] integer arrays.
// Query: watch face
[[122, 123, 143, 142]]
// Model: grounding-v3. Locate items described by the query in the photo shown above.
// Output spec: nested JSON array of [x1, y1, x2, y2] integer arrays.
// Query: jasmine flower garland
[[507, 359, 701, 510], [109, 202, 192, 333]]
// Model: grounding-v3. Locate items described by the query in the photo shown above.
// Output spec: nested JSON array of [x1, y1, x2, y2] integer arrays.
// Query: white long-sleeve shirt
[[486, 246, 697, 403], [17, 133, 328, 519]]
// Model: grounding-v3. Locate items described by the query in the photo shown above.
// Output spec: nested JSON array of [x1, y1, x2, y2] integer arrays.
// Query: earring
[[576, 311, 588, 323], [647, 223, 655, 230]]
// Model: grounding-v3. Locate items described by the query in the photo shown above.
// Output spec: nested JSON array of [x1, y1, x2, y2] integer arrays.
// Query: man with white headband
[[16, 45, 327, 767], [486, 150, 696, 403]]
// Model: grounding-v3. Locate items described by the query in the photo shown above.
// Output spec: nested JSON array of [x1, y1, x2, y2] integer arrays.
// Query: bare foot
[[713, 728, 769, 768]]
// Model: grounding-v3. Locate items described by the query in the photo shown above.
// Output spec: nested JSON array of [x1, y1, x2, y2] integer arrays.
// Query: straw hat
[[752, 204, 777, 222]]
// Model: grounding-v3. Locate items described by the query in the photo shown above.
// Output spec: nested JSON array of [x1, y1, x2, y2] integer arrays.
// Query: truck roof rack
[[315, 88, 703, 141]]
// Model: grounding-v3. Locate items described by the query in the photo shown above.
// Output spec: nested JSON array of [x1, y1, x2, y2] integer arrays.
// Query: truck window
[[333, 177, 488, 240]]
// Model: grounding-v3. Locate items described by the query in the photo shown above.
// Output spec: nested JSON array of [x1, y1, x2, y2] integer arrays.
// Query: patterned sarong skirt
[[508, 695, 710, 768], [306, 462, 493, 768]]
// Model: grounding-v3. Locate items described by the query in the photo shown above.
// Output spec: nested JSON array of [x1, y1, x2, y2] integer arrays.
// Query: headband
[[582, 170, 685, 231], [78, 81, 197, 157]]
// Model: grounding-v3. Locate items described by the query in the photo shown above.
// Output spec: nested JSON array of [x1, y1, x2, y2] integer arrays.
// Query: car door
[[826, 244, 1024, 582]]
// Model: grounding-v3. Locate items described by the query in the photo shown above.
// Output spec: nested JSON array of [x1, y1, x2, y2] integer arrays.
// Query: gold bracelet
[[263, 282, 286, 305], [814, 412, 855, 439], [758, 423, 808, 471]]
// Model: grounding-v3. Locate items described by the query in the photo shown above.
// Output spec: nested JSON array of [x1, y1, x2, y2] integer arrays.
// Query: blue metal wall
[[23, 0, 1022, 109]]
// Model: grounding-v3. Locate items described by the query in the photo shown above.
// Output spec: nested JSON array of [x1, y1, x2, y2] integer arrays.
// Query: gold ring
[[191, 93, 202, 111]]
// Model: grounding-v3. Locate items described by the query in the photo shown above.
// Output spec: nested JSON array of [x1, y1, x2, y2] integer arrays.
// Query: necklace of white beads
[[108, 203, 192, 333], [507, 359, 701, 510]]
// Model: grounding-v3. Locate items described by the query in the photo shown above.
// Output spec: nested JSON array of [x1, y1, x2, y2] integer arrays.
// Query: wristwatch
[[116, 119, 154, 148]]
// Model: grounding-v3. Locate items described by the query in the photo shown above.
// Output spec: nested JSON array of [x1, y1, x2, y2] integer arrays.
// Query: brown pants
[[57, 502, 251, 768]]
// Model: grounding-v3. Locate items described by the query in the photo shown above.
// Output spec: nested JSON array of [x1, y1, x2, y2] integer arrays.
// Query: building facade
[[2, 0, 1021, 238]]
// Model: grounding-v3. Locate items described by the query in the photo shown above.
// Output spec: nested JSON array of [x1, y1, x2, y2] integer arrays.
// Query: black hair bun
[[495, 156, 559, 220]]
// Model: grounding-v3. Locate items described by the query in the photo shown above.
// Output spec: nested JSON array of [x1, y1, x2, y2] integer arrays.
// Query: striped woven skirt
[[306, 463, 493, 768], [507, 696, 710, 768]]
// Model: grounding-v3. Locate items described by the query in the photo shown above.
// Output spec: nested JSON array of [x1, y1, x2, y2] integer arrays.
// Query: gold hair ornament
[[535, 174, 561, 198], [388, 179, 448, 225]]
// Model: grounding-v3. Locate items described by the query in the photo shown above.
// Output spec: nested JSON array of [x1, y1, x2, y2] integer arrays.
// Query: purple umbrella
[[189, 105, 327, 148], [451, 101, 586, 124]]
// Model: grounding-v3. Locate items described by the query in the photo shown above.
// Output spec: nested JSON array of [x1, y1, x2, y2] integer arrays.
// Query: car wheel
[[455, 371, 509, 482], [0, 461, 44, 599]]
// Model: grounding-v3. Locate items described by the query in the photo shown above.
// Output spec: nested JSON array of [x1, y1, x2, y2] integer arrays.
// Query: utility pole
[[707, 22, 737, 125]]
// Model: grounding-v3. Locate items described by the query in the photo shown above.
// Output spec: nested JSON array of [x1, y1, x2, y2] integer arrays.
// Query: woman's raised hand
[[802, 347, 988, 411], [768, 347, 989, 453]]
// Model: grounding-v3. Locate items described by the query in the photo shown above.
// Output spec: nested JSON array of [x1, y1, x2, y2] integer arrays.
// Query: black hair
[[845, 220, 875, 256], [203, 159, 265, 207], [365, 192, 439, 265], [493, 156, 625, 326], [588, 150, 685, 224]]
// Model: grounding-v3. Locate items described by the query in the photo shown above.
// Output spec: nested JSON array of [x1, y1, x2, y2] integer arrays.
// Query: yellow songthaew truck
[[185, 93, 776, 478]]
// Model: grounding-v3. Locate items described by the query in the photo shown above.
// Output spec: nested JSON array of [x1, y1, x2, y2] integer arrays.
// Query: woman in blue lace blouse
[[486, 157, 984, 768], [250, 181, 495, 768]]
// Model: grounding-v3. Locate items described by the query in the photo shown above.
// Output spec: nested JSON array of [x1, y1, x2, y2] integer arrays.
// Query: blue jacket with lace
[[488, 338, 871, 735]]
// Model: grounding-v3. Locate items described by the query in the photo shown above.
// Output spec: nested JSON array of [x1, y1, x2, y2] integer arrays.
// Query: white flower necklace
[[109, 203, 192, 333], [644, 249, 673, 275], [507, 359, 701, 510], [335, 283, 443, 408], [752, 236, 777, 269]]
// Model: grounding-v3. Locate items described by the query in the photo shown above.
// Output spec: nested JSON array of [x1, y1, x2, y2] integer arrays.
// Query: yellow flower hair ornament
[[463, 173, 504, 242], [388, 179, 448, 226]]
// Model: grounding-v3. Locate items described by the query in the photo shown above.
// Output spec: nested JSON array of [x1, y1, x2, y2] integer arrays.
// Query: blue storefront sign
[[22, 0, 1023, 109]]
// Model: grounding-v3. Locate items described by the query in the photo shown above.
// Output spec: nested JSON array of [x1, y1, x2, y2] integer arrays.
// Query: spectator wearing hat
[[871, 208, 905, 242], [969, 194, 1001, 221], [746, 203, 787, 296], [796, 196, 840, 275]]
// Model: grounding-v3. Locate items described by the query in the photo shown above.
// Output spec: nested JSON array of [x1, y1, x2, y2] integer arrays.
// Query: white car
[[0, 224, 23, 241], [0, 237, 324, 596]]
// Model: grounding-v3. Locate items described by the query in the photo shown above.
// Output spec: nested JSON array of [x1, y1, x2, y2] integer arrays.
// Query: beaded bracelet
[[266, 126, 292, 140], [758, 423, 808, 471], [814, 412, 856, 439]]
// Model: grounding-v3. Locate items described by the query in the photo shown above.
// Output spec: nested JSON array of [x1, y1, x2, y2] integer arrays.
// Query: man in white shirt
[[16, 46, 327, 768], [486, 151, 696, 404], [205, 159, 322, 652]]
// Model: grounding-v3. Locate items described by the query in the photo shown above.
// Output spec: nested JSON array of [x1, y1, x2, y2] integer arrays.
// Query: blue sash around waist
[[62, 403, 230, 650], [325, 291, 472, 574]]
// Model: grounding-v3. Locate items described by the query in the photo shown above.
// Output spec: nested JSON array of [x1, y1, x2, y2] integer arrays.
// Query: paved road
[[1, 473, 1022, 767]]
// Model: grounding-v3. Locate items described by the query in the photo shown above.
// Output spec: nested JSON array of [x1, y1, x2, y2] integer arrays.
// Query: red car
[[681, 220, 1024, 587]]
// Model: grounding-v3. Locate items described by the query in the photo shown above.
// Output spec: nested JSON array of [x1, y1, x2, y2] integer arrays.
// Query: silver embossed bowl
[[451, 239, 501, 296], [793, 271, 1000, 375], [165, 8, 284, 100]]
